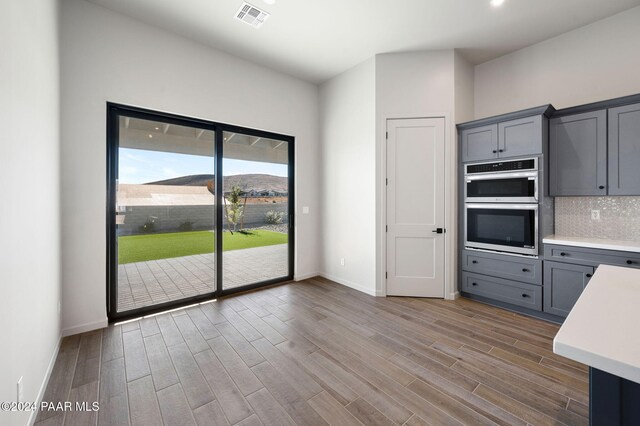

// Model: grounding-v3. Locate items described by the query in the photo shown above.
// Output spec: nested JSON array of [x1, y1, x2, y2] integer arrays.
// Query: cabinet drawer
[[461, 272, 542, 311], [462, 250, 542, 285], [544, 244, 640, 269]]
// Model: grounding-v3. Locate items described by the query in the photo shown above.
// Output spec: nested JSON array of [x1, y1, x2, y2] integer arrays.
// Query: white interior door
[[386, 118, 445, 297]]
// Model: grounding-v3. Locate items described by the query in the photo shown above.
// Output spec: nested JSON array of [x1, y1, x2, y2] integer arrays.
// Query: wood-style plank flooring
[[35, 277, 588, 425]]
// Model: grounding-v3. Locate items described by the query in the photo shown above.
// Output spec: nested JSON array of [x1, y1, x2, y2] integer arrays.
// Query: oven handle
[[465, 171, 538, 181], [465, 203, 538, 211]]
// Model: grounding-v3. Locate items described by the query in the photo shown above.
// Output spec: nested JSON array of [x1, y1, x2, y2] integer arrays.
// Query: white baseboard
[[318, 272, 378, 297], [62, 318, 108, 337], [28, 335, 62, 426], [447, 291, 460, 300], [294, 272, 320, 281]]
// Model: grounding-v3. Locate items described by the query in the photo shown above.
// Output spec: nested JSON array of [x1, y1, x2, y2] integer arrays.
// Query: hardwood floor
[[35, 277, 588, 425]]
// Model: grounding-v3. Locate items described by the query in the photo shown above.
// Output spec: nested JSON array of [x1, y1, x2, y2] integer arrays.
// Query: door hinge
[[386, 131, 388, 139], [385, 272, 388, 279], [386, 178, 388, 186], [386, 225, 388, 232]]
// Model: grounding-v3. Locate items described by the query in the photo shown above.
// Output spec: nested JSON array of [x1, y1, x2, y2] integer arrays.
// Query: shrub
[[178, 220, 195, 232], [138, 218, 156, 233], [265, 210, 285, 225]]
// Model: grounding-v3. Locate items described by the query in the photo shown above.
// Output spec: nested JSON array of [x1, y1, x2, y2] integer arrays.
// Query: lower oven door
[[465, 203, 538, 256]]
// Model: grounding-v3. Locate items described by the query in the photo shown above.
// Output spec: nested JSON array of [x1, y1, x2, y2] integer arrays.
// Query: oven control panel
[[467, 158, 536, 174]]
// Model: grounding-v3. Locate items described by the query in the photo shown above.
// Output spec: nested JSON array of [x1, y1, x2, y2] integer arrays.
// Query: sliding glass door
[[222, 131, 291, 290], [107, 104, 294, 320]]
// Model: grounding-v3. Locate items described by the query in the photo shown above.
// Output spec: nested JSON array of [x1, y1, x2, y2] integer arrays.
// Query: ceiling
[[87, 0, 640, 83]]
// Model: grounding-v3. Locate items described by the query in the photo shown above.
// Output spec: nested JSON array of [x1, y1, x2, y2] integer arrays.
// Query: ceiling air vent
[[235, 2, 270, 28]]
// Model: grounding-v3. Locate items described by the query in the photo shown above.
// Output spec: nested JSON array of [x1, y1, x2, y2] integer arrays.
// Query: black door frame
[[107, 103, 295, 322]]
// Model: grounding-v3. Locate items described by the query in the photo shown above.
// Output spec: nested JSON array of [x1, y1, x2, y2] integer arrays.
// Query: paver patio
[[117, 243, 288, 312]]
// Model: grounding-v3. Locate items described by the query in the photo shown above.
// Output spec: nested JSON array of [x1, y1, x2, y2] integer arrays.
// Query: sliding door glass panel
[[221, 131, 289, 290], [116, 117, 215, 313]]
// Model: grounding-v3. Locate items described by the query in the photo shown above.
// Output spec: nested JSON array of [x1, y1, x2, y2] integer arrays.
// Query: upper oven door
[[465, 171, 538, 203], [465, 203, 538, 256]]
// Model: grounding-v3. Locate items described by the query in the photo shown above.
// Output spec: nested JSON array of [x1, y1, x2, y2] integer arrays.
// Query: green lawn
[[118, 230, 287, 264]]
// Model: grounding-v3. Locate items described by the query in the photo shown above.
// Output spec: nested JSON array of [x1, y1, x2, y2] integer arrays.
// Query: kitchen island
[[553, 264, 640, 425]]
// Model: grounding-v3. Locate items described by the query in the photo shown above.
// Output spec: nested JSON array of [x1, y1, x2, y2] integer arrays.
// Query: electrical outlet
[[302, 206, 310, 214], [591, 210, 600, 221], [17, 377, 23, 403], [340, 258, 345, 266]]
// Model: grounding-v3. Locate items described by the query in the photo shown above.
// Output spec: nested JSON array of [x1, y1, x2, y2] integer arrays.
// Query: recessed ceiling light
[[154, 127, 160, 130], [490, 0, 505, 6], [148, 134, 153, 138]]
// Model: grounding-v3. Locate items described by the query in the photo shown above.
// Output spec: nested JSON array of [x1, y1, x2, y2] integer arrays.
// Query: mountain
[[146, 174, 288, 192]]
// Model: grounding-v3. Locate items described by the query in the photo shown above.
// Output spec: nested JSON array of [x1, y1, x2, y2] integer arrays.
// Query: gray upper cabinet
[[498, 115, 542, 158], [461, 124, 498, 162], [543, 261, 594, 318], [549, 110, 607, 196], [608, 102, 640, 196]]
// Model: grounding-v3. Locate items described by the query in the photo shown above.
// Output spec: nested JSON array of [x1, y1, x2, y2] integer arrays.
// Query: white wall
[[0, 0, 61, 424], [475, 5, 640, 118], [454, 52, 475, 125], [375, 50, 461, 298], [60, 0, 320, 334], [319, 58, 377, 294]]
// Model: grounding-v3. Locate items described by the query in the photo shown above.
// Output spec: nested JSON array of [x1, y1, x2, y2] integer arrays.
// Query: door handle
[[432, 228, 445, 234]]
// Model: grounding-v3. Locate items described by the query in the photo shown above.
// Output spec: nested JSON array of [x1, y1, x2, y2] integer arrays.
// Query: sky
[[119, 148, 288, 184]]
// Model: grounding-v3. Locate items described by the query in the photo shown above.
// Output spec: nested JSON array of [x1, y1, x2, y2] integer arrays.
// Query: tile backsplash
[[555, 197, 640, 241]]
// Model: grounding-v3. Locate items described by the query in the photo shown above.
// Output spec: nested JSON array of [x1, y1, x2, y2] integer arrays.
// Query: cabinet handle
[[472, 282, 478, 286], [498, 149, 504, 153], [492, 150, 497, 154], [472, 260, 478, 264], [560, 252, 567, 256], [627, 260, 634, 265], [521, 294, 529, 298], [586, 274, 592, 278], [599, 185, 605, 190], [522, 268, 530, 272]]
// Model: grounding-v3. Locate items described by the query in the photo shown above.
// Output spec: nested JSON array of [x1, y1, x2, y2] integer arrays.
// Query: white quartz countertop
[[553, 264, 640, 384], [543, 235, 640, 253]]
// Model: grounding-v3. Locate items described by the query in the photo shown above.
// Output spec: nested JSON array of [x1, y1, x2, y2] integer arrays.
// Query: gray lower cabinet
[[544, 244, 640, 269], [543, 261, 594, 318], [549, 110, 607, 196], [461, 272, 542, 311], [461, 124, 498, 162], [608, 102, 640, 195], [462, 250, 542, 285]]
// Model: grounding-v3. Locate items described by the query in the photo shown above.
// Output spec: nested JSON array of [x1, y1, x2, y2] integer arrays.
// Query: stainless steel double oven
[[464, 158, 539, 256]]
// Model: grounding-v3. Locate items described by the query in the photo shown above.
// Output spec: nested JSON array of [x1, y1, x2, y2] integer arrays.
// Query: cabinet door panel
[[543, 261, 594, 318], [498, 115, 542, 158], [608, 103, 640, 196], [549, 110, 607, 196], [461, 124, 498, 162]]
